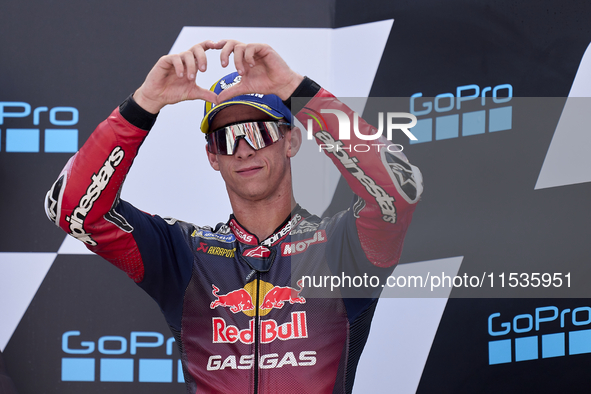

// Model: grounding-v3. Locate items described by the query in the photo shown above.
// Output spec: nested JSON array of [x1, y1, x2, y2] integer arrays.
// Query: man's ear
[[206, 144, 220, 171], [286, 127, 302, 158]]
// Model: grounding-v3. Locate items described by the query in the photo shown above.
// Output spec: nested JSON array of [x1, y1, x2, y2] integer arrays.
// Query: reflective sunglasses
[[206, 120, 290, 155]]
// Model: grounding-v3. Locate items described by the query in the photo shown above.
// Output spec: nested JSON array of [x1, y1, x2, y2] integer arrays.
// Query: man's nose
[[234, 137, 255, 158]]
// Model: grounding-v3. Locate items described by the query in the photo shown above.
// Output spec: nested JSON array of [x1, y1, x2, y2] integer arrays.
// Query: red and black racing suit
[[45, 78, 422, 394]]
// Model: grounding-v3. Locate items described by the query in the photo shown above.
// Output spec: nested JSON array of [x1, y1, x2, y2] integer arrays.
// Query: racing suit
[[45, 78, 422, 393]]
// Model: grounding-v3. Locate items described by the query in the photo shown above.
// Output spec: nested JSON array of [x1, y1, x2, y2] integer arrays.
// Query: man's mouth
[[236, 166, 263, 175]]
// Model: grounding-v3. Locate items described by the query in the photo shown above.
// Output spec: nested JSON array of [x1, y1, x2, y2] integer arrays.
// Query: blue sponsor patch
[[191, 229, 235, 243]]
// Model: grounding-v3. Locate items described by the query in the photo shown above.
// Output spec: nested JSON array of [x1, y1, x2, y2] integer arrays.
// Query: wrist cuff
[[119, 94, 159, 131], [283, 76, 321, 115]]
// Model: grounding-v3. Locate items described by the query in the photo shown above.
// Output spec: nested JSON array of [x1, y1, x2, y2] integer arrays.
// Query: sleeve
[[44, 96, 169, 284], [290, 78, 423, 268], [44, 96, 195, 329]]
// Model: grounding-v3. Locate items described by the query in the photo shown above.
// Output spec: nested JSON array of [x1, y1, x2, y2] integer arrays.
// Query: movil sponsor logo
[[282, 230, 327, 256], [65, 146, 125, 246]]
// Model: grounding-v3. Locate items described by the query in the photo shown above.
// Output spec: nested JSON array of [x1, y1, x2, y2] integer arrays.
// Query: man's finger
[[232, 43, 246, 75], [192, 85, 219, 105], [244, 44, 258, 68], [181, 51, 197, 80], [211, 39, 227, 50], [169, 55, 185, 78], [219, 40, 238, 68], [191, 41, 213, 72]]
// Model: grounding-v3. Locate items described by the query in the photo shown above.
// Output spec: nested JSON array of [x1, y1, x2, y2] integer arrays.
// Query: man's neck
[[230, 193, 297, 242]]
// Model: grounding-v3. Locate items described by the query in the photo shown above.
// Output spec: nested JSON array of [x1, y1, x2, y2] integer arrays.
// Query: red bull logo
[[210, 285, 254, 313], [213, 312, 308, 344], [210, 279, 306, 317], [260, 279, 306, 310], [210, 280, 308, 344]]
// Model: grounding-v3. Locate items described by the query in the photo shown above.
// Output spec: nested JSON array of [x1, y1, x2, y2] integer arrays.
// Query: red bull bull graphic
[[211, 279, 306, 317], [260, 279, 306, 310], [210, 285, 255, 313], [212, 312, 308, 344]]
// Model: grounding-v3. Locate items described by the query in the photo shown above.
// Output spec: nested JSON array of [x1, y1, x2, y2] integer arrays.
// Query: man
[[45, 40, 422, 393]]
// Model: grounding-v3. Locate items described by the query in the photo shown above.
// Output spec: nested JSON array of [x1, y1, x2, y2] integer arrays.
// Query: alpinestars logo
[[65, 146, 125, 246], [45, 174, 65, 225], [315, 130, 397, 223], [381, 150, 421, 203], [261, 214, 302, 247], [104, 207, 134, 233], [244, 246, 271, 258]]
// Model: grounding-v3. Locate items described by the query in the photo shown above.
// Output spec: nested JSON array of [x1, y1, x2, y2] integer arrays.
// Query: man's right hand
[[133, 41, 219, 114]]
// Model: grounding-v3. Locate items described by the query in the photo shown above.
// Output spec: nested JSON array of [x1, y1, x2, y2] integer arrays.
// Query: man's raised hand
[[214, 40, 304, 103], [133, 41, 219, 114]]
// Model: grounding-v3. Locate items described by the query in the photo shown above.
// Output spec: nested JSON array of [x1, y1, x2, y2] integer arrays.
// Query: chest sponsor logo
[[198, 243, 236, 258], [210, 279, 306, 318], [210, 285, 254, 313], [282, 230, 327, 256], [260, 279, 305, 309], [207, 350, 317, 371], [213, 311, 308, 344], [191, 228, 235, 243], [65, 146, 125, 246]]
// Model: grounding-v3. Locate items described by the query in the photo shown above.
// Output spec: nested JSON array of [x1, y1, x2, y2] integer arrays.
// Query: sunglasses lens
[[207, 121, 288, 155]]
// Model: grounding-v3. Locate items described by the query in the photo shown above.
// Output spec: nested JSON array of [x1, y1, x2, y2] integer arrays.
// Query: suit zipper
[[254, 272, 260, 393]]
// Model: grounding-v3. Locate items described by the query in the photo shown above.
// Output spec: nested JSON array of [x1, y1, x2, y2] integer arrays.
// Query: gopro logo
[[0, 102, 79, 153], [61, 330, 184, 383], [409, 83, 513, 143], [488, 305, 591, 365]]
